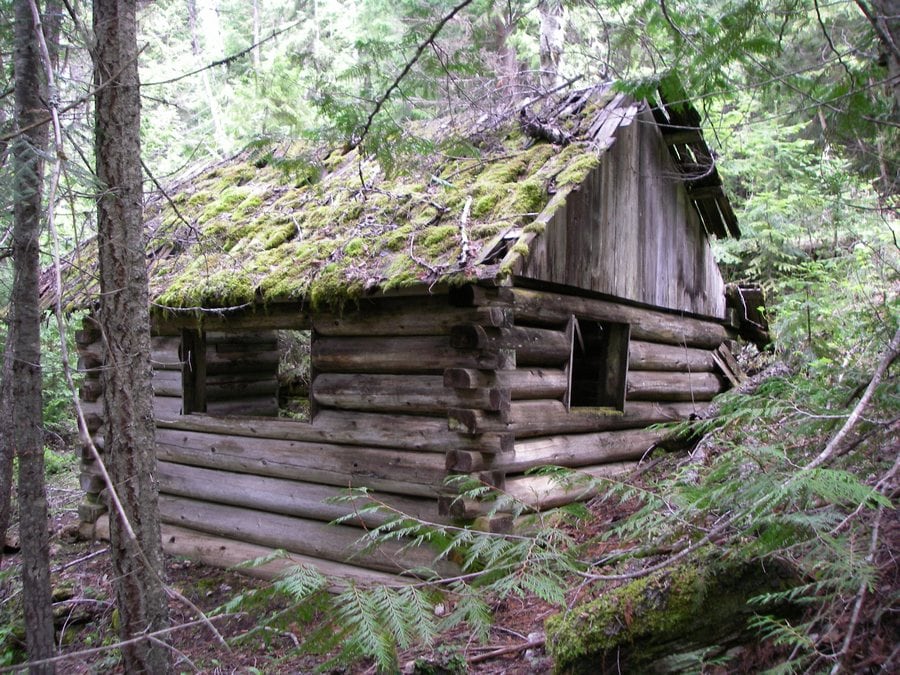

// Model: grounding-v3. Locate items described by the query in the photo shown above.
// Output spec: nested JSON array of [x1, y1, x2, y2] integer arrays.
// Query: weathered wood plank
[[205, 397, 278, 416], [154, 520, 408, 585], [312, 373, 509, 414], [444, 461, 638, 517], [158, 461, 448, 526], [451, 399, 699, 436], [314, 301, 511, 336], [449, 325, 570, 366], [155, 428, 448, 495], [503, 288, 730, 347]]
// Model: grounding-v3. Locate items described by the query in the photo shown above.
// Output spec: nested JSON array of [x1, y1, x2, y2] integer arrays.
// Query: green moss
[[344, 237, 366, 256], [232, 194, 264, 220], [556, 153, 601, 187], [472, 192, 501, 218], [523, 221, 547, 235], [198, 186, 252, 223], [385, 224, 413, 251], [510, 178, 547, 214], [157, 266, 255, 308], [545, 566, 707, 673], [422, 224, 458, 250]]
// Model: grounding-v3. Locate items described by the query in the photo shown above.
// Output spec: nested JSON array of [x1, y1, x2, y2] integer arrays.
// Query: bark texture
[[8, 0, 56, 670], [93, 1, 171, 671]]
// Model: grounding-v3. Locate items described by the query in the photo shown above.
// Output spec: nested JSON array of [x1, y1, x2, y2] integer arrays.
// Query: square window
[[180, 329, 311, 420]]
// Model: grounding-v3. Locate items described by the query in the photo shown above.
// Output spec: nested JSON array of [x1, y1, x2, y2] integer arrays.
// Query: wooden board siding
[[519, 107, 726, 318]]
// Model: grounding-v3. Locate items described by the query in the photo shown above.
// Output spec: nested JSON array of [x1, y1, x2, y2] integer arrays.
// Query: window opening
[[180, 329, 311, 421], [276, 330, 311, 421], [565, 316, 629, 411]]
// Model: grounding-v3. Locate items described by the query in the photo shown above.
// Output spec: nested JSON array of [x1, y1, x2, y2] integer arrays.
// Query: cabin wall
[[445, 285, 730, 517], [76, 286, 735, 575], [519, 107, 726, 317]]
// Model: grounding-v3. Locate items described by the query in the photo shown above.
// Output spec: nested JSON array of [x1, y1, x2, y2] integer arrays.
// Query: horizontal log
[[75, 328, 101, 347], [445, 450, 488, 472], [153, 305, 313, 334], [628, 340, 716, 372], [76, 354, 103, 375], [153, 369, 279, 398], [314, 300, 511, 336], [205, 351, 279, 376], [450, 325, 570, 366], [207, 330, 278, 347], [626, 371, 723, 402], [448, 408, 510, 435], [444, 367, 567, 400], [451, 399, 699, 436], [157, 410, 512, 455], [313, 335, 514, 374], [461, 287, 730, 348], [445, 461, 638, 517], [157, 495, 458, 576], [158, 461, 448, 526], [206, 381, 279, 401], [497, 428, 665, 473], [150, 336, 181, 368], [154, 395, 183, 419], [148, 519, 407, 585], [155, 428, 448, 496], [79, 380, 103, 403], [312, 373, 509, 414], [206, 397, 278, 416]]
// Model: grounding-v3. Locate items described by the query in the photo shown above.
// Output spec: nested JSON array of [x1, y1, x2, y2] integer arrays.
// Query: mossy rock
[[545, 559, 800, 674]]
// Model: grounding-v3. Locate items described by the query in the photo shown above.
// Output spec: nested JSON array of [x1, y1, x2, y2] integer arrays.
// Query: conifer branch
[[347, 0, 476, 153]]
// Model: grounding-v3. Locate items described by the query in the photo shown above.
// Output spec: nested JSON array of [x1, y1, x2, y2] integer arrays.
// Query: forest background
[[0, 0, 897, 672]]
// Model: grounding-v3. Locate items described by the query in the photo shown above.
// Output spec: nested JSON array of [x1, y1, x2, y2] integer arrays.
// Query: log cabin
[[51, 80, 767, 581]]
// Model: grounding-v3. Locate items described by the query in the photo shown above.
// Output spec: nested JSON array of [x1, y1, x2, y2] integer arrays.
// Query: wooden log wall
[[77, 288, 733, 577], [442, 285, 730, 516], [145, 296, 511, 577]]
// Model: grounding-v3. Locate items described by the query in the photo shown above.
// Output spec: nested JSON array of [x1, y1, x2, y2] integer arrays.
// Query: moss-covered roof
[[46, 82, 737, 313]]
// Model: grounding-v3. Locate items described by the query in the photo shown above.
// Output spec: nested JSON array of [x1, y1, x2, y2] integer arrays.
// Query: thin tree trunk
[[538, 0, 564, 90], [10, 0, 56, 671], [92, 1, 171, 672], [0, 329, 16, 562]]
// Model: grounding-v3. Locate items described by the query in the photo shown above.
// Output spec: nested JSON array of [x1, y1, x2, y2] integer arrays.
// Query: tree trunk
[[8, 0, 56, 670], [92, 1, 171, 672]]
